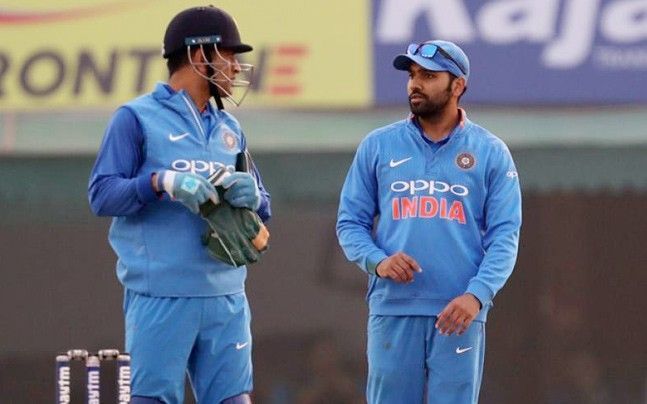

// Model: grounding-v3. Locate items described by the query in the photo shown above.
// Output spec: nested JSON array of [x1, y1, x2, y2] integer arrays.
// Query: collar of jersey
[[151, 82, 211, 140], [407, 108, 469, 146]]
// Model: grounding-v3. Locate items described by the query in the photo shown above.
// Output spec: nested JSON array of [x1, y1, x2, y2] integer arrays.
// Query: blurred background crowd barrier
[[1, 1, 646, 403]]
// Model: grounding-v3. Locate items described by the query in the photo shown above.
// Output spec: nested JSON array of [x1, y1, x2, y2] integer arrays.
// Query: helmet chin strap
[[206, 65, 224, 110]]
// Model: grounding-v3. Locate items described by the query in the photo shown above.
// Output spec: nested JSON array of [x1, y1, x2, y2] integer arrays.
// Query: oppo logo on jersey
[[171, 159, 235, 175], [390, 180, 469, 196]]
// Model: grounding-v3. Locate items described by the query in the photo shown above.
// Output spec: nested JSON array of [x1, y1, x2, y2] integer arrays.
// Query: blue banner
[[373, 0, 647, 105]]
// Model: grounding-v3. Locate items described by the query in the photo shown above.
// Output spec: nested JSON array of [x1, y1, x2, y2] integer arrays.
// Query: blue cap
[[393, 40, 470, 80]]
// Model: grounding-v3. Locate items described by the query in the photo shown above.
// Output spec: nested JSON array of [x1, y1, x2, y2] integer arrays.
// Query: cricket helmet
[[162, 5, 254, 108], [163, 5, 252, 58]]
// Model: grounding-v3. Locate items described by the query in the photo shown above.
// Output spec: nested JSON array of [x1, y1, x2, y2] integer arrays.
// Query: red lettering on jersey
[[419, 196, 438, 218], [401, 196, 418, 218], [448, 200, 466, 224], [439, 198, 448, 219], [392, 197, 466, 225]]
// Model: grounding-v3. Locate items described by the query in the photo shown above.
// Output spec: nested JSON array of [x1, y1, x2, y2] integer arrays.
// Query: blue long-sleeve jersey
[[89, 83, 271, 297], [336, 111, 521, 322]]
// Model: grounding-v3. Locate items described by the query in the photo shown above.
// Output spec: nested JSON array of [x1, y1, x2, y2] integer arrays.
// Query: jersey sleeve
[[250, 158, 271, 222], [336, 136, 388, 275], [466, 144, 522, 307], [88, 107, 158, 217], [239, 133, 271, 222]]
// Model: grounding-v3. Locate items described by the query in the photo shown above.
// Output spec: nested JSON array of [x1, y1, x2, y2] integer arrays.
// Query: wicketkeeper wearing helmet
[[88, 6, 271, 403]]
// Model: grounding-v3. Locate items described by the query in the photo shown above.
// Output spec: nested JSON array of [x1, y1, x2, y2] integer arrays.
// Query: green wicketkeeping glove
[[199, 184, 269, 267]]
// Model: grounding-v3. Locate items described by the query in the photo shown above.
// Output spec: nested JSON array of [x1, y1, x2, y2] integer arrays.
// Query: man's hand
[[435, 294, 482, 336], [221, 172, 261, 210], [155, 170, 218, 214], [375, 252, 421, 282]]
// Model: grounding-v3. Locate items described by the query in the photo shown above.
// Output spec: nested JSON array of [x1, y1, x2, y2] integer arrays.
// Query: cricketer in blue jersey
[[88, 6, 270, 404], [337, 40, 522, 403]]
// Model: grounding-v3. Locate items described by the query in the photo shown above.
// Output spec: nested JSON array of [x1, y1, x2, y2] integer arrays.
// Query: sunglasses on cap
[[407, 43, 467, 76]]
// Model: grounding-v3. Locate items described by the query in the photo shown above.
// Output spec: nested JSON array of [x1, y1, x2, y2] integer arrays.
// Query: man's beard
[[408, 82, 453, 120]]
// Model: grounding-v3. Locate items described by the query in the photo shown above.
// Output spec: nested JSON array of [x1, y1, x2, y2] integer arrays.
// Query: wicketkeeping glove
[[157, 170, 218, 214], [221, 172, 261, 210], [199, 170, 269, 267]]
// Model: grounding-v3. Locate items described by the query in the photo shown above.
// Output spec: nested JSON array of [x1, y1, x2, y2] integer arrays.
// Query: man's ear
[[453, 77, 466, 97], [189, 47, 206, 74]]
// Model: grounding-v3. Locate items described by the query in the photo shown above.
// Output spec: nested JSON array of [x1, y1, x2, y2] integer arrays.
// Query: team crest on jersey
[[456, 152, 475, 170], [221, 129, 238, 150]]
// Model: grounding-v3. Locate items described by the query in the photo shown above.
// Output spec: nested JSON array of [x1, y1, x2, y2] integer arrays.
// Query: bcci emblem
[[222, 130, 237, 150], [456, 152, 475, 170]]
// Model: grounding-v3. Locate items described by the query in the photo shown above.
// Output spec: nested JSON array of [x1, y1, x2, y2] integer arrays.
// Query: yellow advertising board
[[0, 0, 371, 110]]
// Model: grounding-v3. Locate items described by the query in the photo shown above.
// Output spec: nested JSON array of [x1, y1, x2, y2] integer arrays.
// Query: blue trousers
[[367, 315, 485, 404], [124, 289, 252, 404]]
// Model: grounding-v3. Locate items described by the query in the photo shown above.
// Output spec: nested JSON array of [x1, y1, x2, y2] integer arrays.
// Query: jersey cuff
[[366, 251, 388, 276], [256, 197, 270, 222], [135, 173, 159, 204], [466, 280, 492, 308]]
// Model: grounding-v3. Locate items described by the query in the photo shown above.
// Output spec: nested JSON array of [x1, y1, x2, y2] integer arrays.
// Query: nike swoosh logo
[[169, 132, 189, 142], [389, 157, 412, 168], [456, 346, 473, 354], [235, 342, 249, 350]]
